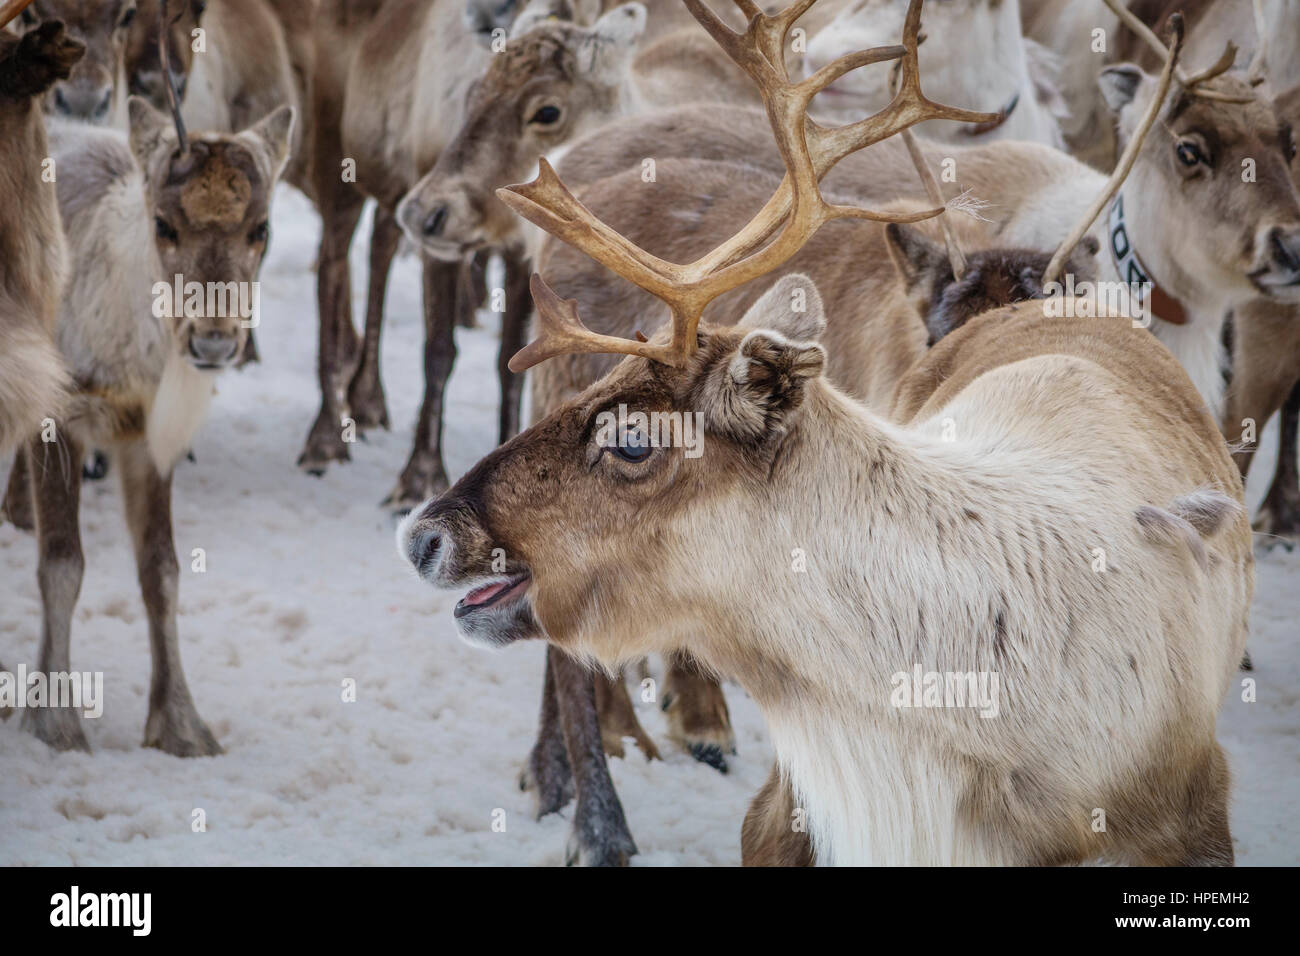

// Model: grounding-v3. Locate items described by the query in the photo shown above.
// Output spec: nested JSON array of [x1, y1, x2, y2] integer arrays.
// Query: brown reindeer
[[402, 0, 1251, 866], [0, 13, 82, 457], [11, 0, 136, 124], [9, 76, 294, 753]]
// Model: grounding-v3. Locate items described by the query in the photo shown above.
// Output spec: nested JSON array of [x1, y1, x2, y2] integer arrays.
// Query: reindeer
[[803, 0, 1068, 146], [10, 0, 136, 124], [0, 15, 81, 459], [8, 65, 294, 752], [401, 0, 1253, 866]]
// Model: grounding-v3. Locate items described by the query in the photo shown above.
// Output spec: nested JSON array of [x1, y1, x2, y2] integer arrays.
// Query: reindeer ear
[[885, 222, 948, 294], [696, 280, 826, 447], [239, 104, 296, 183], [738, 273, 826, 341], [127, 95, 176, 173], [1099, 63, 1146, 113], [578, 3, 646, 81]]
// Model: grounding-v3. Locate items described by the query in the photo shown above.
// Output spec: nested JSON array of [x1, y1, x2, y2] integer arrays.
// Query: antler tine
[[1100, 0, 1250, 103], [1247, 0, 1268, 87], [0, 0, 36, 31], [159, 0, 189, 154], [499, 0, 1001, 372], [1041, 14, 1185, 287]]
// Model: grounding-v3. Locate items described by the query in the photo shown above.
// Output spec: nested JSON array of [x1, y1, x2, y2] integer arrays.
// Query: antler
[[1041, 13, 1185, 287], [0, 0, 35, 31], [159, 0, 189, 154], [1101, 0, 1250, 104], [1246, 0, 1268, 88], [499, 0, 1000, 372]]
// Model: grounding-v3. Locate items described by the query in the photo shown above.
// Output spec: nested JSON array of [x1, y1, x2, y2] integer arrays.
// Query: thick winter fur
[[0, 22, 81, 456], [403, 285, 1252, 865], [15, 0, 134, 125]]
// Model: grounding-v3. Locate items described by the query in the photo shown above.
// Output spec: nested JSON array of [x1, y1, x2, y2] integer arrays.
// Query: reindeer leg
[[497, 250, 530, 444], [594, 671, 660, 761], [552, 648, 637, 866], [22, 432, 89, 752], [520, 648, 575, 817], [2, 445, 34, 531], [742, 762, 815, 866], [346, 205, 400, 431], [1255, 381, 1300, 549], [117, 441, 221, 756], [662, 650, 736, 772], [384, 258, 457, 511], [455, 252, 486, 330], [298, 183, 365, 475]]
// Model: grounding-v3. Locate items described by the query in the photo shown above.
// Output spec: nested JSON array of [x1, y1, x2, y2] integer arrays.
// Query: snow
[[1, 186, 1297, 866]]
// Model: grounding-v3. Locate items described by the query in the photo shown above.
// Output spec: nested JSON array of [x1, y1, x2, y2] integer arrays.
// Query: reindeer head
[[17, 0, 136, 123], [128, 96, 294, 368], [1099, 63, 1300, 303], [399, 0, 998, 655], [400, 277, 829, 657], [886, 223, 1100, 345], [396, 3, 647, 261], [123, 0, 204, 109]]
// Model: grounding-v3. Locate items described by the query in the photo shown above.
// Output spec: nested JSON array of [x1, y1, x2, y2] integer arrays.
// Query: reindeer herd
[[1, 0, 1298, 866]]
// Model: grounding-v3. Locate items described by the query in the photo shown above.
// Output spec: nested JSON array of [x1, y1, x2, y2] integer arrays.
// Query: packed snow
[[1, 187, 1297, 865]]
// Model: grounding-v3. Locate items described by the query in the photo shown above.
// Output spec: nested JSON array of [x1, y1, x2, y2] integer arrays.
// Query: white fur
[[146, 354, 218, 474]]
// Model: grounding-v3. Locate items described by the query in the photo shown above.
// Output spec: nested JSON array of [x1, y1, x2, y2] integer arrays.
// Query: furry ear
[[127, 95, 176, 173], [577, 3, 646, 82], [695, 284, 826, 448], [885, 222, 949, 295], [738, 273, 826, 341], [1099, 63, 1145, 113], [239, 104, 296, 183]]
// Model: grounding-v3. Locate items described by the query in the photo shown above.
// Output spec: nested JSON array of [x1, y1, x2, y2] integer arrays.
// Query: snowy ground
[[1, 186, 1297, 866]]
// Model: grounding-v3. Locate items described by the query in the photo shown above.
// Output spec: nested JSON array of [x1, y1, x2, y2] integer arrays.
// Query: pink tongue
[[465, 580, 509, 606]]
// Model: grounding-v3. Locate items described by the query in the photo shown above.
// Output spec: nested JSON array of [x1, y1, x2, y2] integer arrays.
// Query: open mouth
[[454, 572, 531, 619]]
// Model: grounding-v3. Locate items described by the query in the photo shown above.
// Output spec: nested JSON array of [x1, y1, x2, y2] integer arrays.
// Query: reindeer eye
[[610, 426, 652, 463], [529, 105, 561, 126], [1176, 141, 1204, 167], [193, 0, 207, 15], [20, 7, 36, 25], [119, 5, 137, 29], [155, 216, 178, 242], [249, 221, 269, 244]]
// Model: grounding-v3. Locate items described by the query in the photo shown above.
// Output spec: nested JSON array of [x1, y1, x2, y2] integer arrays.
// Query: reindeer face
[[128, 97, 294, 370], [20, 0, 135, 123], [123, 0, 205, 109], [1101, 67, 1300, 302], [396, 4, 646, 261], [399, 277, 827, 661]]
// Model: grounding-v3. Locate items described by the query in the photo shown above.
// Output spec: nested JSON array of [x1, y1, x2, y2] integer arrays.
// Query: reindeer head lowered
[[129, 93, 294, 368], [15, 0, 137, 122], [399, 0, 997, 650], [122, 0, 205, 109], [396, 3, 648, 261]]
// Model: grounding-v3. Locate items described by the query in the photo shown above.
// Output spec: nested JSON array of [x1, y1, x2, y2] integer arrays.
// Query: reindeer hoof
[[1252, 497, 1300, 550], [1240, 650, 1254, 671], [297, 416, 352, 476], [22, 705, 91, 753], [565, 817, 637, 868], [381, 458, 449, 513], [144, 704, 224, 757], [688, 742, 730, 773], [346, 375, 390, 432], [519, 758, 574, 819]]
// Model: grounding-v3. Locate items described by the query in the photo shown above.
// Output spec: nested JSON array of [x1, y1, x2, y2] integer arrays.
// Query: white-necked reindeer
[[401, 0, 1253, 866]]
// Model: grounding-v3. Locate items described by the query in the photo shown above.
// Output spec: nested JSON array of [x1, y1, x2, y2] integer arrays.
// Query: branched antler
[[1101, 0, 1251, 104], [1041, 13, 1185, 287], [499, 0, 1000, 372]]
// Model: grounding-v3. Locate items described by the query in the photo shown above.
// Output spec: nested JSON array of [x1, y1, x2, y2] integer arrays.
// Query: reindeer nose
[[53, 83, 112, 121], [423, 205, 449, 238], [1270, 227, 1300, 274], [188, 331, 238, 367], [410, 529, 443, 576]]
